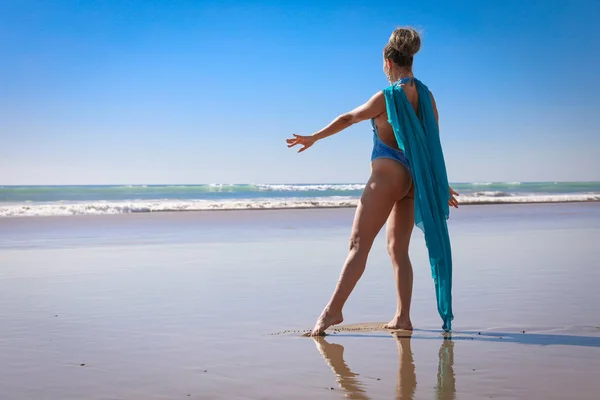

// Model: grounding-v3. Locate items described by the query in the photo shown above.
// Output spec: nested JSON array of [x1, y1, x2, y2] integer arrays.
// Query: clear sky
[[1, 0, 599, 185]]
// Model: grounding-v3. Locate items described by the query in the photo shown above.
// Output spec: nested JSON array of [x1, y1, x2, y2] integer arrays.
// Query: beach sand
[[1, 203, 600, 399]]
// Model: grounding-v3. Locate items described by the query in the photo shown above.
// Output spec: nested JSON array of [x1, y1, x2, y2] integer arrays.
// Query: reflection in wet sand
[[313, 337, 369, 400], [435, 335, 456, 400], [313, 332, 456, 400], [393, 333, 416, 400]]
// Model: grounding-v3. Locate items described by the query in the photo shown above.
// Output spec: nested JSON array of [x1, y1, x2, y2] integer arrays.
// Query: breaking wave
[[2, 192, 599, 218]]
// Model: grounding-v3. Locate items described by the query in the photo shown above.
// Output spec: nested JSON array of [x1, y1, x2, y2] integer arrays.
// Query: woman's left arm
[[432, 92, 459, 208], [286, 91, 386, 153]]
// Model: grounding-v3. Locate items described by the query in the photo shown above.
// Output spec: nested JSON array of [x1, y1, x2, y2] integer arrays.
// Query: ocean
[[1, 181, 599, 217]]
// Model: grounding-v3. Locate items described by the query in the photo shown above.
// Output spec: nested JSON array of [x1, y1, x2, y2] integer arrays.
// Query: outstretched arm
[[286, 91, 386, 152], [313, 91, 386, 141]]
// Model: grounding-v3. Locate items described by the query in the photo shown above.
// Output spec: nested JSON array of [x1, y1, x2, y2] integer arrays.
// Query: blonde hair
[[383, 27, 421, 68]]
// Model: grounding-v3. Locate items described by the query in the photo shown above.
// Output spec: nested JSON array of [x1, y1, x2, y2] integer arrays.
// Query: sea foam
[[2, 192, 599, 218]]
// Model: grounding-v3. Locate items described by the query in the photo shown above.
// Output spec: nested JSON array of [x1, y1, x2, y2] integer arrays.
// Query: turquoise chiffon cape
[[383, 78, 454, 331]]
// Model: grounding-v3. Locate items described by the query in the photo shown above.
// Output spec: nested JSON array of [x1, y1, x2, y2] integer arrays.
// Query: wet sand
[[1, 203, 600, 399]]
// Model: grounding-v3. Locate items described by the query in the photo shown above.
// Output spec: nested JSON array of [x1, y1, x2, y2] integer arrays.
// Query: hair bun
[[389, 27, 421, 57]]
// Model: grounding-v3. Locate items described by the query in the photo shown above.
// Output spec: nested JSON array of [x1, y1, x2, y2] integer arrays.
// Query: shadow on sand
[[333, 328, 600, 348]]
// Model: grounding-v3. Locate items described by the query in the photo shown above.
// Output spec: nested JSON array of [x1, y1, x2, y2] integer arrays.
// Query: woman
[[287, 27, 459, 336]]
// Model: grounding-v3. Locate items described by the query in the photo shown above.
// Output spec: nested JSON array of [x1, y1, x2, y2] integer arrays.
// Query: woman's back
[[373, 81, 425, 150]]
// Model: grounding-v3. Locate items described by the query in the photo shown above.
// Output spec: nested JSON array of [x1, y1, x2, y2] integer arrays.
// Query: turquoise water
[[1, 182, 599, 217]]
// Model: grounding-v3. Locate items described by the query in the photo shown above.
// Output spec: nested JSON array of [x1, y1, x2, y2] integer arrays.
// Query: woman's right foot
[[310, 309, 344, 336], [383, 314, 413, 330]]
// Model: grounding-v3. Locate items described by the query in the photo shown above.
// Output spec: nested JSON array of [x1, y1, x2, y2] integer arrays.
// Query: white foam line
[[1, 194, 599, 218]]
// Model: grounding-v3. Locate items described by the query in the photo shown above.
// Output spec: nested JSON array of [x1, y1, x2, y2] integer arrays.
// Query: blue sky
[[1, 0, 599, 184]]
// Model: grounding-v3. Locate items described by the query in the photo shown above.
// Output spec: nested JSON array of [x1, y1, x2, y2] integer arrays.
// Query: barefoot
[[383, 315, 413, 330], [310, 309, 344, 336]]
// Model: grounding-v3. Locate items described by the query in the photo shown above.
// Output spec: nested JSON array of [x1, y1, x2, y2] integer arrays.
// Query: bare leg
[[311, 161, 412, 336], [384, 187, 415, 330]]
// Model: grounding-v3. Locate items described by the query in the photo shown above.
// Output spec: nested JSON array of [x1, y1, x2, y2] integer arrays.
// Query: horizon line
[[1, 181, 600, 187]]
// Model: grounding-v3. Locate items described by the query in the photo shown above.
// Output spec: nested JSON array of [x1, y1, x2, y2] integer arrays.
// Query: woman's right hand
[[286, 134, 316, 153], [449, 187, 459, 208]]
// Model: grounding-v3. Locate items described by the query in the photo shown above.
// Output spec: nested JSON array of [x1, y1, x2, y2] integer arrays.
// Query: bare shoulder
[[346, 90, 386, 123], [365, 90, 386, 115], [367, 90, 386, 105]]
